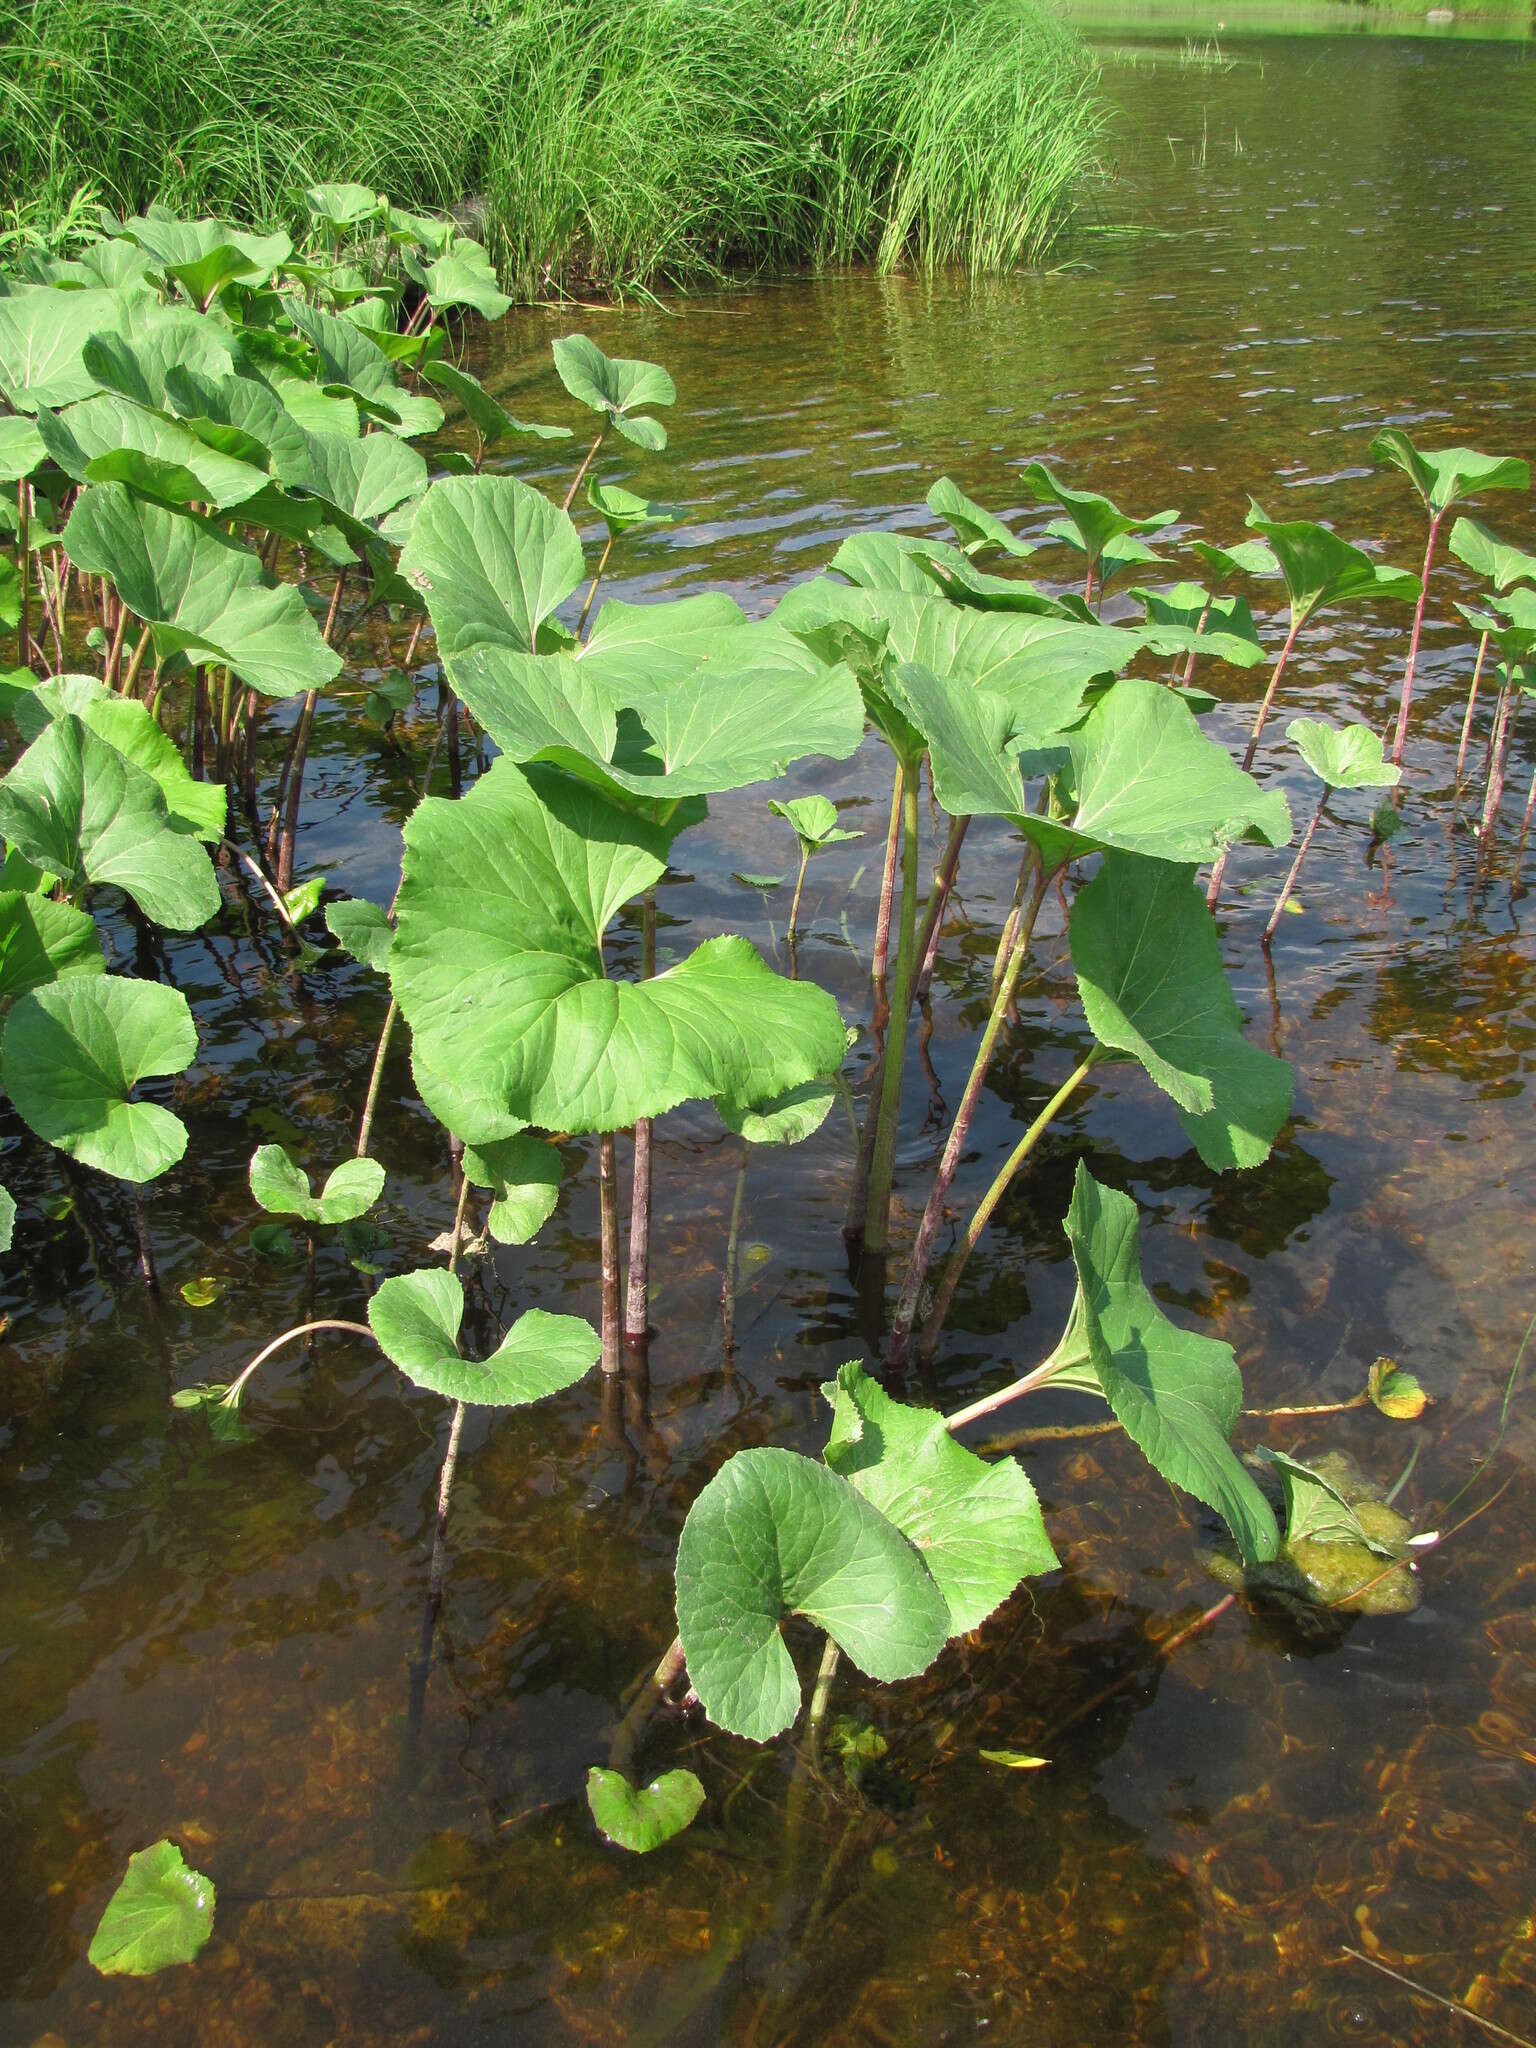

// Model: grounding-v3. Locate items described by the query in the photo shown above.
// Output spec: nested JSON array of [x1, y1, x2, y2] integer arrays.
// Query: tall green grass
[[0, 0, 1104, 290]]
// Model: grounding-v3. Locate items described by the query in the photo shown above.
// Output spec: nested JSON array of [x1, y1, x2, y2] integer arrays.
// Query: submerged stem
[[221, 1319, 374, 1409], [870, 766, 903, 991], [624, 891, 657, 1345], [721, 1141, 747, 1357], [356, 998, 400, 1158], [1262, 784, 1329, 946], [1391, 509, 1443, 770], [599, 1131, 621, 1375], [1206, 611, 1302, 912], [1455, 629, 1490, 784]]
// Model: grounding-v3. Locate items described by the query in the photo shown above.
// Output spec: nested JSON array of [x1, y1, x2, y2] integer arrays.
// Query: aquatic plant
[[1261, 719, 1400, 944]]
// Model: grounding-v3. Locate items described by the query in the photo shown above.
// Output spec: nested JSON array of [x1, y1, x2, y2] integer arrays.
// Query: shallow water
[[4, 31, 1535, 2048]]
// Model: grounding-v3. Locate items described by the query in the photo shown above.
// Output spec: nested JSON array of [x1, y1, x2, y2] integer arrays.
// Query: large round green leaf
[[0, 889, 104, 1001], [389, 759, 846, 1139], [88, 1839, 215, 1977], [368, 1268, 600, 1406], [62, 485, 341, 701], [3, 977, 196, 1182], [823, 1362, 1058, 1633], [1069, 853, 1292, 1169], [674, 1446, 951, 1743], [249, 1145, 384, 1225], [0, 714, 220, 928], [399, 473, 584, 658], [34, 394, 270, 511], [1055, 1163, 1278, 1564], [21, 674, 226, 840]]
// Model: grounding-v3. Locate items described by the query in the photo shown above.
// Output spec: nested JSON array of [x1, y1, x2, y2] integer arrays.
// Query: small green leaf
[[1245, 500, 1420, 626], [339, 1217, 392, 1273], [1368, 1356, 1429, 1420], [1022, 462, 1176, 578], [1188, 537, 1279, 584], [250, 1221, 300, 1261], [462, 1132, 563, 1245], [979, 1749, 1050, 1770], [282, 877, 324, 926], [1447, 517, 1536, 595], [249, 1145, 384, 1226], [769, 794, 861, 854], [1257, 1446, 1392, 1552], [1369, 429, 1528, 515], [179, 1275, 226, 1307], [325, 898, 393, 973], [734, 871, 786, 890], [823, 1361, 1058, 1632], [368, 1269, 600, 1406], [87, 1840, 215, 1977], [718, 1076, 835, 1147], [926, 477, 1035, 559], [3, 977, 196, 1182], [0, 887, 104, 1001], [674, 1446, 951, 1743], [305, 182, 382, 229], [419, 238, 511, 320], [0, 1183, 14, 1251], [1286, 718, 1400, 792], [552, 333, 675, 449], [586, 478, 679, 539], [586, 1767, 704, 1853]]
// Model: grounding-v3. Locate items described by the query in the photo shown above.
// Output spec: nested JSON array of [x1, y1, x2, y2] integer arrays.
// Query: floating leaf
[[1367, 1356, 1429, 1420], [368, 1268, 599, 1405], [0, 715, 220, 928], [88, 1841, 215, 1977], [553, 333, 674, 449], [179, 1275, 226, 1307], [734, 871, 785, 890], [248, 1145, 384, 1226], [399, 473, 584, 658], [586, 1767, 704, 1854], [1369, 429, 1528, 514], [3, 977, 196, 1182], [1286, 717, 1400, 793], [824, 1361, 1058, 1632], [674, 1446, 951, 1743], [1055, 1163, 1279, 1563], [462, 1131, 563, 1245], [1070, 854, 1291, 1169], [63, 485, 342, 700], [390, 760, 846, 1139], [979, 1750, 1050, 1770]]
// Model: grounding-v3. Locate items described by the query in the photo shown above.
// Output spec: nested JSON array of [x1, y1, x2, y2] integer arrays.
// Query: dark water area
[[4, 32, 1535, 2048]]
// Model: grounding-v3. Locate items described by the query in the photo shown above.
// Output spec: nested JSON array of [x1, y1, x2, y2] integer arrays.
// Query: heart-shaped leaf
[[1447, 517, 1536, 595], [0, 888, 104, 1001], [400, 473, 584, 658], [586, 1766, 705, 1853], [62, 485, 342, 700], [248, 1145, 384, 1226], [823, 1361, 1058, 1632], [0, 714, 220, 928], [305, 183, 382, 230], [1188, 537, 1279, 584], [1069, 853, 1292, 1169], [88, 1840, 215, 1977], [586, 479, 680, 538], [1286, 717, 1400, 792], [418, 237, 511, 320], [717, 1076, 836, 1147], [3, 977, 197, 1182], [1368, 1356, 1429, 1420], [1054, 1163, 1278, 1563], [422, 361, 570, 454], [462, 1131, 564, 1244], [368, 1268, 600, 1405], [389, 760, 846, 1139], [34, 394, 270, 511], [1245, 500, 1420, 625], [0, 285, 128, 411], [20, 674, 226, 839], [553, 333, 675, 449], [769, 794, 861, 853], [1130, 582, 1266, 670], [1022, 462, 1176, 575], [674, 1446, 951, 1742], [1369, 429, 1528, 514], [926, 476, 1035, 559], [325, 898, 393, 973]]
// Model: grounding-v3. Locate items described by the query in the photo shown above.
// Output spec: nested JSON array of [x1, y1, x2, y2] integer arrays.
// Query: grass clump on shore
[[0, 0, 1104, 291]]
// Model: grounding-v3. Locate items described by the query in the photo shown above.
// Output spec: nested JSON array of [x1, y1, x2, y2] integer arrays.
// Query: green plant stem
[[1262, 783, 1328, 946], [805, 1637, 840, 1763], [1181, 592, 1213, 684], [102, 596, 129, 690], [356, 998, 400, 1158], [720, 1140, 747, 1357], [1455, 629, 1489, 784], [576, 533, 614, 638], [275, 568, 348, 892], [599, 1131, 621, 1375], [624, 890, 657, 1346], [16, 481, 29, 670], [1391, 507, 1444, 769], [918, 1051, 1097, 1361], [1206, 610, 1302, 911], [862, 765, 921, 1257], [122, 621, 153, 698], [563, 429, 605, 513], [990, 845, 1033, 1001], [787, 846, 811, 939], [132, 1188, 160, 1299], [888, 849, 1052, 1366], [1517, 763, 1536, 858], [1481, 680, 1515, 838], [870, 766, 903, 991], [221, 1319, 375, 1409], [608, 1636, 687, 1781]]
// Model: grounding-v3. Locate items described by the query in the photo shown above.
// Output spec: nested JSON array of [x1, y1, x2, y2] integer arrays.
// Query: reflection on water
[[2, 30, 1535, 2048]]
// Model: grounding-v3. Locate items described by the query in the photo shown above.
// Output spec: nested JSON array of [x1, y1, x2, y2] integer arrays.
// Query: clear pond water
[[3, 30, 1535, 2048]]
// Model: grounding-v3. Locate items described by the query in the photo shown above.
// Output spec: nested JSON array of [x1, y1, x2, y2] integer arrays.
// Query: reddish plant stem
[[1041, 1595, 1237, 1746], [870, 766, 903, 991], [1262, 784, 1329, 946], [1481, 679, 1514, 838], [1205, 612, 1302, 912], [863, 766, 922, 1256], [887, 850, 1052, 1366], [624, 891, 657, 1345], [16, 482, 29, 670], [1391, 508, 1444, 769], [599, 1132, 621, 1376], [1182, 593, 1213, 684], [721, 1141, 747, 1357], [914, 813, 968, 1001], [562, 430, 605, 513], [273, 569, 348, 892], [1455, 629, 1490, 783]]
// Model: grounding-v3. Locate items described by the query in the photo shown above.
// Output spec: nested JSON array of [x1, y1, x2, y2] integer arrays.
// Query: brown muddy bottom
[[2, 30, 1534, 2048]]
